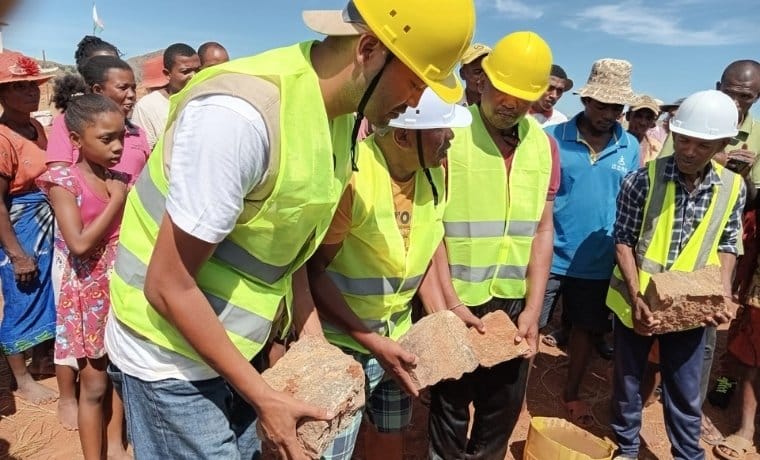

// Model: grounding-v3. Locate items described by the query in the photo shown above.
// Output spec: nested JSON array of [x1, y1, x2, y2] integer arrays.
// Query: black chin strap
[[416, 132, 439, 207], [350, 52, 394, 171]]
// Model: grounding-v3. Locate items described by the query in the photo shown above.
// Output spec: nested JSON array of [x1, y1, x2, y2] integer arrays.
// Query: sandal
[[562, 399, 596, 428], [701, 415, 724, 446], [714, 434, 753, 460], [542, 328, 569, 348]]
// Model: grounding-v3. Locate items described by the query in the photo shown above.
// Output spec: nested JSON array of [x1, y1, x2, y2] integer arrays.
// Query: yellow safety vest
[[110, 42, 353, 362], [444, 106, 551, 306], [606, 157, 742, 328], [324, 135, 445, 353]]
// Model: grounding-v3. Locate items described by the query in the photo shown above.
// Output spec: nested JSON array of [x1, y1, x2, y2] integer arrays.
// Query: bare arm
[[517, 201, 554, 357], [49, 178, 127, 257], [0, 177, 36, 283], [306, 237, 419, 396], [615, 242, 660, 335], [144, 215, 330, 459], [290, 265, 325, 338]]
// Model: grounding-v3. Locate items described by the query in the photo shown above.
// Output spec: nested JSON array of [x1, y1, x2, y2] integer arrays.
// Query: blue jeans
[[610, 318, 706, 460], [108, 364, 261, 459]]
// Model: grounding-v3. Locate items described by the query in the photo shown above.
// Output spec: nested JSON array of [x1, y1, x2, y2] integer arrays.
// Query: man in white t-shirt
[[131, 43, 200, 148], [105, 1, 475, 458]]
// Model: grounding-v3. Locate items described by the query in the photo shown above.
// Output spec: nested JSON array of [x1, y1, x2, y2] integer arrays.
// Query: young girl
[[36, 94, 129, 460]]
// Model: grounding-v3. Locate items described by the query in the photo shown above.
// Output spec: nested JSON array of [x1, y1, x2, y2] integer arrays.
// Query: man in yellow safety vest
[[425, 31, 561, 459], [104, 1, 475, 458], [607, 90, 746, 460]]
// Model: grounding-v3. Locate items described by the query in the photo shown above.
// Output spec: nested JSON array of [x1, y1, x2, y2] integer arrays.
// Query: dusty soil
[[0, 327, 757, 459]]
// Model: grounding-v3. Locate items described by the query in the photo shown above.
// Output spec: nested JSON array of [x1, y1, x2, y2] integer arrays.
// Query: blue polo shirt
[[546, 113, 640, 279]]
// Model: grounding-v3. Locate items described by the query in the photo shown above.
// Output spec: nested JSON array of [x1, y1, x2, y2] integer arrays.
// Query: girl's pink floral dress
[[36, 165, 126, 360]]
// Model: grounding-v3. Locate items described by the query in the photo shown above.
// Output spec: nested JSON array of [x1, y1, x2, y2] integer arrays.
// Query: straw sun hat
[[574, 58, 636, 106]]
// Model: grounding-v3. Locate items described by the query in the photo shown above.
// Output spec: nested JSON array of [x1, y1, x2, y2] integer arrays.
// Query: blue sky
[[4, 0, 760, 117]]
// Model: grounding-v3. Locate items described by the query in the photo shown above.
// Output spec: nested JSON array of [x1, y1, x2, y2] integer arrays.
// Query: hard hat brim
[[670, 124, 738, 141], [424, 73, 464, 105], [388, 103, 472, 130], [302, 10, 365, 36], [481, 59, 548, 102]]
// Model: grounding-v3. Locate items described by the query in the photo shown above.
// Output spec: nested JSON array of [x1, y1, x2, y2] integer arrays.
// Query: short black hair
[[63, 93, 122, 135], [198, 41, 226, 57], [163, 43, 197, 70], [79, 55, 133, 89], [74, 35, 120, 73]]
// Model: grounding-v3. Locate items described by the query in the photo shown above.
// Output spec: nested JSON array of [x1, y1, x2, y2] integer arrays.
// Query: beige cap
[[630, 94, 660, 115], [574, 58, 637, 106], [461, 43, 491, 65], [303, 2, 368, 36]]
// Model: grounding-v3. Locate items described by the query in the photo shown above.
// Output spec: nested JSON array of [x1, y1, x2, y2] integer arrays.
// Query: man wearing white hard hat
[[607, 90, 746, 460], [307, 88, 473, 460]]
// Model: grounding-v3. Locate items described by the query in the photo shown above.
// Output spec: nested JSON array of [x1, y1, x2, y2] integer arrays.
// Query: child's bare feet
[[57, 397, 78, 430], [14, 374, 58, 405]]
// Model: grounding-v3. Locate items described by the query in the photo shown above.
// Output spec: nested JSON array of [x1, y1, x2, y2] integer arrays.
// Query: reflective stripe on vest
[[109, 42, 353, 362], [443, 106, 551, 306], [606, 157, 742, 328], [324, 136, 445, 353]]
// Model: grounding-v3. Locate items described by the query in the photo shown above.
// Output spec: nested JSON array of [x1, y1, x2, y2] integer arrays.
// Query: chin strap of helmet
[[350, 52, 394, 172], [416, 131, 439, 207]]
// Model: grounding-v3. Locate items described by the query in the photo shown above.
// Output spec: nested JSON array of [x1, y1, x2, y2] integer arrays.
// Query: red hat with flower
[[0, 51, 54, 85]]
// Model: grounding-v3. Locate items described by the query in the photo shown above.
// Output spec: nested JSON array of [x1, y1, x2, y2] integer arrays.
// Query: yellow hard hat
[[353, 0, 475, 104], [481, 31, 553, 102]]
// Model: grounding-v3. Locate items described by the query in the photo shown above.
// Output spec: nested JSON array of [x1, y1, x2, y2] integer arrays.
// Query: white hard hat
[[669, 90, 739, 141], [389, 88, 472, 130]]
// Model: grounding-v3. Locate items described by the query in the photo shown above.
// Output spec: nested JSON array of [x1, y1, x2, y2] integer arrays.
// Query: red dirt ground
[[0, 327, 757, 459]]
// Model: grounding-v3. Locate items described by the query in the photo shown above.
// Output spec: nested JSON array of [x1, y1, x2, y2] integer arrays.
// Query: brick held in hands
[[398, 310, 479, 390], [467, 310, 530, 367], [644, 265, 727, 334], [258, 336, 366, 459]]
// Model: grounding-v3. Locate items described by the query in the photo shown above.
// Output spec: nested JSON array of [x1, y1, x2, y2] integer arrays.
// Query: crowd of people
[[0, 1, 758, 459]]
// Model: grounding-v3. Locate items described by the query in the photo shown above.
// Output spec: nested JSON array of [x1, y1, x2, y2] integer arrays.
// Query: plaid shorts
[[321, 351, 412, 460]]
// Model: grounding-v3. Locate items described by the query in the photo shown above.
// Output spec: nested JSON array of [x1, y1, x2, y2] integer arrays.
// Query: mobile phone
[[726, 158, 750, 173]]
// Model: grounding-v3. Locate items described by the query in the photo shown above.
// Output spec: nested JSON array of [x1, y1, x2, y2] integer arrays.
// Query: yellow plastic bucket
[[523, 417, 616, 460]]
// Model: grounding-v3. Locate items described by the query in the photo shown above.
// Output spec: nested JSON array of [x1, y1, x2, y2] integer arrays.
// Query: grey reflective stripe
[[444, 220, 537, 238], [639, 257, 665, 274], [507, 220, 539, 237], [497, 264, 527, 279], [327, 271, 423, 296], [115, 243, 271, 344], [444, 221, 504, 238], [133, 164, 290, 284], [638, 159, 668, 253], [133, 167, 167, 225], [694, 168, 736, 269], [450, 264, 526, 283], [364, 309, 408, 334], [609, 272, 632, 305], [213, 240, 290, 284], [205, 292, 272, 344]]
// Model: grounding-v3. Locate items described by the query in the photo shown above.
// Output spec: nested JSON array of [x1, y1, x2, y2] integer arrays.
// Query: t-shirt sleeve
[[46, 115, 76, 164], [546, 133, 561, 201], [0, 133, 16, 180], [321, 181, 354, 246], [34, 165, 79, 197], [165, 94, 270, 244]]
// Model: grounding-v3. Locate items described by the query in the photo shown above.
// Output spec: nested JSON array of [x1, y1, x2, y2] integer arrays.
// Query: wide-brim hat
[[0, 51, 54, 86], [574, 58, 636, 106], [302, 1, 369, 36], [141, 54, 169, 90], [461, 43, 491, 65], [630, 94, 660, 115]]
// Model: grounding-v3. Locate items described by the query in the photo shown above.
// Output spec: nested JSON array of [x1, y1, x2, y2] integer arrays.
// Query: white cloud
[[491, 0, 544, 20], [567, 1, 752, 46]]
